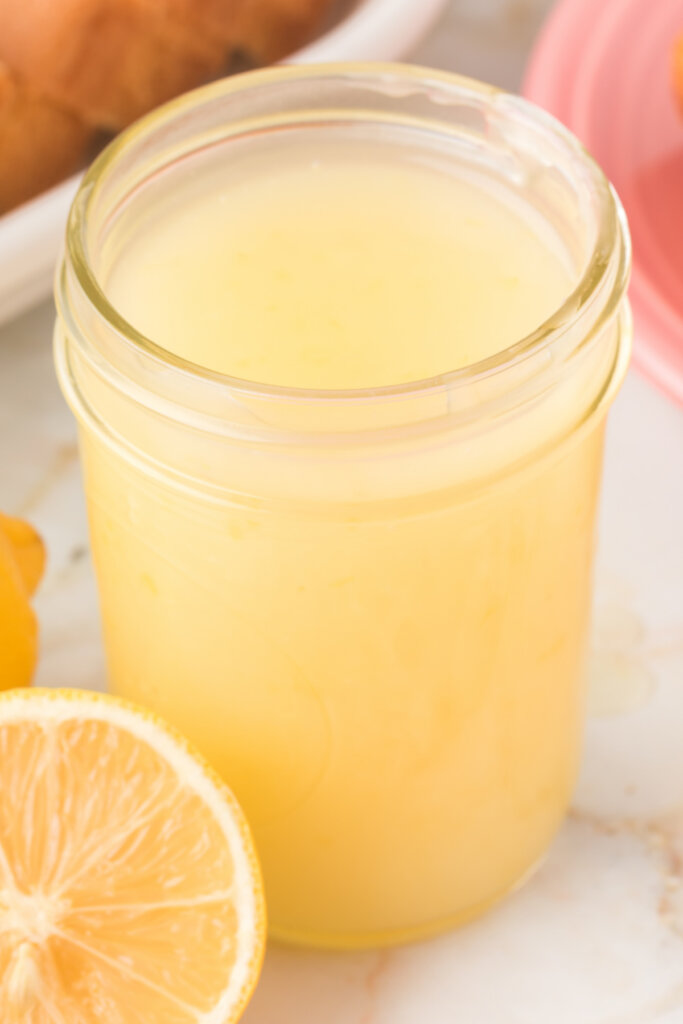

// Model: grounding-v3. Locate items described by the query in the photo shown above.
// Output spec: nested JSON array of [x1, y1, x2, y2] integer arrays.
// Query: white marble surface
[[1, 1, 683, 1021]]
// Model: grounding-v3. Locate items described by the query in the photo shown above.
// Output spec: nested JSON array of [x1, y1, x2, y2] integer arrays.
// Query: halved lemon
[[0, 689, 265, 1023], [675, 35, 683, 114], [0, 514, 46, 597], [0, 529, 38, 691]]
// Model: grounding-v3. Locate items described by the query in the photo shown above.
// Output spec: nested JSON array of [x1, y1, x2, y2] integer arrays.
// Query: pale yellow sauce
[[81, 145, 601, 945]]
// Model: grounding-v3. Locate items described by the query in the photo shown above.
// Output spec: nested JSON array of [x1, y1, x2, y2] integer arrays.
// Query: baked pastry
[[0, 60, 98, 213], [138, 0, 337, 65], [0, 0, 336, 213], [0, 0, 229, 130]]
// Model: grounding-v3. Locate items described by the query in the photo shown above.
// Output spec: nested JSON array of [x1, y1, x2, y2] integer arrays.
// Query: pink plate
[[525, 0, 683, 406]]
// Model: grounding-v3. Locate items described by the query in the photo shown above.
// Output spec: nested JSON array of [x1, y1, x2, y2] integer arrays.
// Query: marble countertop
[[1, 2, 683, 1021]]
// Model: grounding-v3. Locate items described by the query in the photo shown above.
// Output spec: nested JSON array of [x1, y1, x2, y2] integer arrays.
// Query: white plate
[[0, 0, 448, 327]]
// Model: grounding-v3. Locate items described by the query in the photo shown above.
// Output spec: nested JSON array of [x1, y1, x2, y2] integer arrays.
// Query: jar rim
[[62, 62, 631, 407]]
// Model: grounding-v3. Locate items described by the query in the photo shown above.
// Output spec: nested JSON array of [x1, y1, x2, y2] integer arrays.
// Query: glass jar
[[55, 64, 631, 949]]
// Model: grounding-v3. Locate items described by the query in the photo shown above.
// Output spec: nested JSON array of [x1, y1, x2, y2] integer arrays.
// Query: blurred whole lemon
[[0, 513, 44, 688]]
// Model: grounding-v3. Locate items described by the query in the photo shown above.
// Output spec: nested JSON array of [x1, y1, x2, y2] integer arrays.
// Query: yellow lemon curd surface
[[74, 143, 608, 946]]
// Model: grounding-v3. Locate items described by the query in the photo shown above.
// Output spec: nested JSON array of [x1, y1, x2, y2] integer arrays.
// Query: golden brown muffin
[[0, 0, 337, 132], [0, 0, 338, 214], [0, 0, 228, 130], [232, 0, 337, 63], [145, 0, 338, 64], [0, 61, 96, 213]]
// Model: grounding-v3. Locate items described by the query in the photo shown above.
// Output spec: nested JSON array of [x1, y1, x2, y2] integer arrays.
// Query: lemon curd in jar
[[104, 151, 572, 386], [55, 66, 631, 947]]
